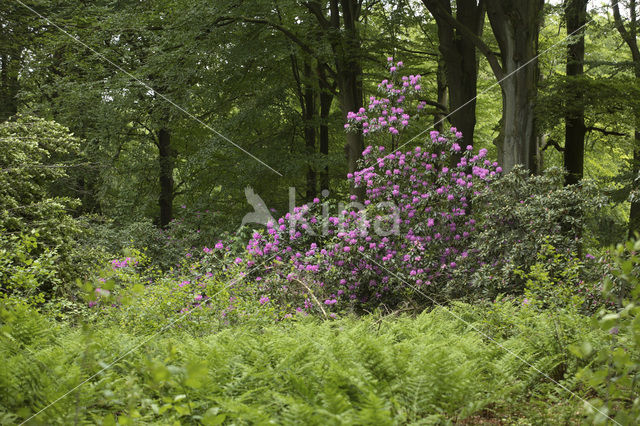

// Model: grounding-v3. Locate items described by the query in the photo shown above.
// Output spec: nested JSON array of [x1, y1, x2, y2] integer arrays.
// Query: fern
[[0, 301, 606, 424]]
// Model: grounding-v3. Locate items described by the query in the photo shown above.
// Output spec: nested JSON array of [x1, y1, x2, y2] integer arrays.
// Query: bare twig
[[293, 278, 328, 319]]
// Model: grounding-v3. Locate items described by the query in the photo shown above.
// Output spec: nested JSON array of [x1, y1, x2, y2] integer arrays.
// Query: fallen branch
[[293, 278, 328, 319]]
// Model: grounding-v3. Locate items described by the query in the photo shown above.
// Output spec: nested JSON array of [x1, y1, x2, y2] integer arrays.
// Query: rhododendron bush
[[89, 137, 608, 322], [85, 58, 607, 321], [344, 57, 428, 149], [243, 129, 501, 315]]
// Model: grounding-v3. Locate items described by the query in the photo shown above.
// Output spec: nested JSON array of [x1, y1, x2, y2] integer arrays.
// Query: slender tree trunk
[[629, 84, 640, 238], [564, 0, 587, 186], [318, 65, 333, 193], [612, 0, 640, 237], [630, 125, 640, 238], [303, 61, 317, 201], [434, 54, 448, 133], [631, 3, 640, 239], [487, 0, 544, 173], [0, 53, 19, 122], [158, 128, 174, 228]]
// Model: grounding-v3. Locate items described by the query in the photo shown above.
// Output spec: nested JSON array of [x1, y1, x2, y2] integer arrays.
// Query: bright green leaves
[[202, 407, 226, 426], [185, 360, 208, 389], [575, 238, 640, 424]]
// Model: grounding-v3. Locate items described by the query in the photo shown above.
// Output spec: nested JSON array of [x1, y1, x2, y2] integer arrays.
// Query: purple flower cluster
[[244, 128, 500, 313], [110, 257, 137, 269], [344, 58, 426, 137]]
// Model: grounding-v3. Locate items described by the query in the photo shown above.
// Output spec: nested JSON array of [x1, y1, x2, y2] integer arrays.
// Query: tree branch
[[303, 1, 332, 30], [418, 99, 449, 114], [234, 16, 337, 80], [541, 138, 564, 152], [586, 126, 627, 137], [612, 0, 640, 64]]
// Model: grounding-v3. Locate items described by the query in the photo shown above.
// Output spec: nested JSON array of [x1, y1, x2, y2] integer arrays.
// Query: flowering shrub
[[345, 57, 427, 149], [243, 128, 501, 315], [82, 59, 605, 320]]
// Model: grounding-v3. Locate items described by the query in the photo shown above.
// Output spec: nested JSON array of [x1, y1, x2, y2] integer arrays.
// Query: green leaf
[[202, 408, 226, 426], [569, 342, 593, 359]]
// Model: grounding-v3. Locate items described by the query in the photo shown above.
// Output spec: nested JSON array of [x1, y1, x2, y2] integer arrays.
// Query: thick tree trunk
[[564, 0, 587, 186], [487, 0, 543, 173], [332, 0, 365, 199], [305, 0, 364, 198], [498, 70, 539, 173], [338, 75, 363, 191], [423, 0, 483, 146], [158, 128, 174, 228]]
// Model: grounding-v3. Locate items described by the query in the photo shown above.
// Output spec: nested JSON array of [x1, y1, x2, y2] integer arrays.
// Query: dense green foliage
[[574, 239, 640, 425], [0, 116, 87, 304], [0, 299, 609, 424]]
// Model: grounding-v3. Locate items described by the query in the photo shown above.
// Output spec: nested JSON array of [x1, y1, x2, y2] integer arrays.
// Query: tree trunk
[[305, 0, 365, 199], [331, 0, 365, 199], [487, 0, 544, 173], [319, 65, 333, 193], [564, 0, 587, 186], [612, 0, 640, 238], [498, 68, 539, 173], [339, 3, 365, 199], [434, 54, 448, 133], [303, 61, 318, 201], [630, 127, 640, 239], [0, 53, 19, 122], [338, 74, 364, 199], [158, 128, 174, 228], [629, 126, 640, 239], [423, 0, 483, 146]]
